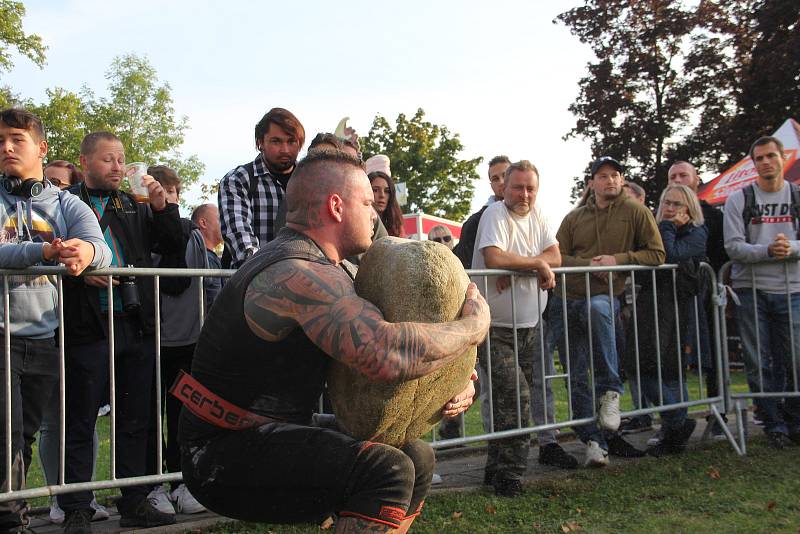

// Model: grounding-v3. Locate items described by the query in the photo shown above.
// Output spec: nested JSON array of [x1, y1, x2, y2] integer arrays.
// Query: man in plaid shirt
[[218, 108, 305, 268]]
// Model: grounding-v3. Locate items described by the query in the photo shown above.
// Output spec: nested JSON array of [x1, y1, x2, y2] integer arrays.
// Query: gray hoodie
[[0, 182, 112, 337], [158, 227, 217, 346]]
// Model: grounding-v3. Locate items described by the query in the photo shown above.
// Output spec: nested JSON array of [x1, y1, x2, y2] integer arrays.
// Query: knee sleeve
[[341, 442, 415, 528]]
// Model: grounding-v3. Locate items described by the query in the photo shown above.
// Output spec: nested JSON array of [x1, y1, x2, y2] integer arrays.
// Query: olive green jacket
[[556, 194, 665, 299]]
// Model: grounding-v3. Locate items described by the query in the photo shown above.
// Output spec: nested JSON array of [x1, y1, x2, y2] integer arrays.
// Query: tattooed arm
[[243, 259, 490, 383]]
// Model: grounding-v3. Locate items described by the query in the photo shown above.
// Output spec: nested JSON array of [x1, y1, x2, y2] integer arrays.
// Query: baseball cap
[[590, 156, 624, 177]]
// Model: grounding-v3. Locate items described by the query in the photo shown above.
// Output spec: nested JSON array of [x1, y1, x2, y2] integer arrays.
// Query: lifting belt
[[169, 370, 279, 430]]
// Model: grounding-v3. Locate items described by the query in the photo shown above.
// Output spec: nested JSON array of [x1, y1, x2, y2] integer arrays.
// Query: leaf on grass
[[485, 505, 497, 514], [320, 516, 335, 529], [452, 511, 463, 520], [561, 520, 581, 532], [706, 467, 721, 479], [708, 491, 715, 497], [767, 501, 776, 511], [576, 507, 582, 514]]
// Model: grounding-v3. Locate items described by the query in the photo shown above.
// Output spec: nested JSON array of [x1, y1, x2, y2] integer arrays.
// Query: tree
[[711, 0, 799, 166], [22, 54, 204, 204], [0, 0, 46, 75], [86, 54, 204, 192], [558, 0, 799, 203], [0, 0, 46, 110], [31, 88, 88, 163], [360, 109, 482, 222], [556, 1, 719, 203]]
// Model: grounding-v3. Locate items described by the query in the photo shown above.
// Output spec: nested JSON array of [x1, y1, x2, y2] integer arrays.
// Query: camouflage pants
[[438, 345, 492, 440], [485, 324, 556, 482]]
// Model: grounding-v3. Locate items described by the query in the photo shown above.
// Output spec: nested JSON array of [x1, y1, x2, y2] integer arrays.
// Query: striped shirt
[[218, 154, 286, 268]]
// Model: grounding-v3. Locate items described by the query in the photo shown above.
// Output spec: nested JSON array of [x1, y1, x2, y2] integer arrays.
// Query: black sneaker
[[483, 470, 495, 486], [493, 476, 523, 497], [538, 443, 578, 469], [765, 432, 792, 450], [606, 434, 645, 458], [671, 418, 697, 444], [619, 416, 653, 434], [788, 432, 800, 446], [63, 509, 93, 534], [118, 500, 176, 528], [646, 441, 673, 458]]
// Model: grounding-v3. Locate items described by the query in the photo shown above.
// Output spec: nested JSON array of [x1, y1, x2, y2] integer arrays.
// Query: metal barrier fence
[[430, 263, 737, 455], [718, 259, 800, 454], [0, 262, 745, 505], [0, 266, 235, 505]]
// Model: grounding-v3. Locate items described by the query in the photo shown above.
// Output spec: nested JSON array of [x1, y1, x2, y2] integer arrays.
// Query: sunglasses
[[430, 236, 452, 243]]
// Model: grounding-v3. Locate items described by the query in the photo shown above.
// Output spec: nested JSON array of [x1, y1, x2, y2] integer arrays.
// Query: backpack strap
[[741, 183, 757, 242], [789, 182, 800, 238]]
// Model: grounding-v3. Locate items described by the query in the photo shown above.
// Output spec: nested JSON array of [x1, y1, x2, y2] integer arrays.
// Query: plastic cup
[[126, 162, 149, 203]]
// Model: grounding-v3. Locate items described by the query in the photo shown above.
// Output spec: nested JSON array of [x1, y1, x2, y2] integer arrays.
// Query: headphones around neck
[[1, 175, 44, 199]]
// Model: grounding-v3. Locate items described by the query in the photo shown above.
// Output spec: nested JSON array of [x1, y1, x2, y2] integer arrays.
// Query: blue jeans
[[550, 294, 624, 447], [640, 378, 688, 432], [735, 289, 800, 435]]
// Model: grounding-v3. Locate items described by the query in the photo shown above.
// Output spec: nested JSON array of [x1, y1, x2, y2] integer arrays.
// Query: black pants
[[0, 337, 58, 533], [181, 421, 434, 528], [59, 317, 156, 516], [146, 343, 194, 485]]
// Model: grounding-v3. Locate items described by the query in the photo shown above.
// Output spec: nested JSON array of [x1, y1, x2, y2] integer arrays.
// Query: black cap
[[590, 156, 624, 177]]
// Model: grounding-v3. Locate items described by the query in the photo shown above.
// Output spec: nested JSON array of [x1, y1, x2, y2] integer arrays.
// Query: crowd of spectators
[[0, 102, 797, 533]]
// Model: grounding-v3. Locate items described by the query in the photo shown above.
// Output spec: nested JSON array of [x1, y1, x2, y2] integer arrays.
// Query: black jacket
[[62, 183, 183, 346], [453, 205, 488, 269], [700, 201, 728, 273]]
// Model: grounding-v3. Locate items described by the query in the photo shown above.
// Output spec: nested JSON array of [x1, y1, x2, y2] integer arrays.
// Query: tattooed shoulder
[[243, 258, 359, 342]]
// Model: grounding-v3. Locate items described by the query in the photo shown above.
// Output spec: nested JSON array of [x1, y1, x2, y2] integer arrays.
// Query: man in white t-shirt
[[472, 160, 578, 497], [723, 135, 800, 449]]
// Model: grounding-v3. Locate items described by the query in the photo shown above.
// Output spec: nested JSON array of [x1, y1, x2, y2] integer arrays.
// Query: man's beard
[[86, 172, 121, 191], [264, 157, 295, 174], [599, 188, 622, 202], [508, 201, 530, 216]]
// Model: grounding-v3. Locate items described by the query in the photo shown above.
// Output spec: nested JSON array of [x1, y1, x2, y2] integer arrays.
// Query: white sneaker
[[49, 498, 64, 524], [598, 391, 621, 431], [90, 499, 110, 521], [431, 473, 443, 485], [584, 440, 609, 468], [148, 485, 176, 514], [50, 497, 108, 523], [647, 428, 665, 447], [171, 483, 206, 514]]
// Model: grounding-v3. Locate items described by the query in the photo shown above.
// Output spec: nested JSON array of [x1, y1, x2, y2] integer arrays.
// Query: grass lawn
[[198, 436, 800, 534]]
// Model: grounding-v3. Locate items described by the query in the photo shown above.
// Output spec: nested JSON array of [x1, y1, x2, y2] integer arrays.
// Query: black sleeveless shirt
[[179, 228, 350, 443]]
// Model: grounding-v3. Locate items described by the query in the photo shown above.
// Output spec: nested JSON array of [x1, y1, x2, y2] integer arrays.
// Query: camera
[[119, 265, 140, 313]]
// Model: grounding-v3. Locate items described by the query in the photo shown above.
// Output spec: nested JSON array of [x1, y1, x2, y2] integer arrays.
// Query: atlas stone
[[327, 236, 477, 447]]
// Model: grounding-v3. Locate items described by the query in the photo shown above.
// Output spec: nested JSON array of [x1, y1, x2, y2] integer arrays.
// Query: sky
[[5, 0, 595, 224]]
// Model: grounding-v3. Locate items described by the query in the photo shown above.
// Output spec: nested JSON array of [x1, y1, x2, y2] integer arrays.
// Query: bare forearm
[[376, 317, 484, 382]]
